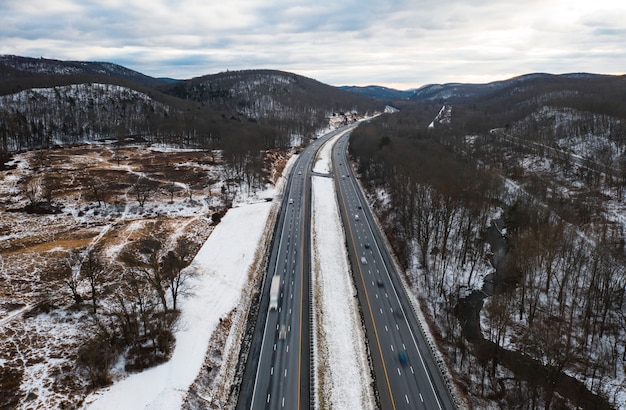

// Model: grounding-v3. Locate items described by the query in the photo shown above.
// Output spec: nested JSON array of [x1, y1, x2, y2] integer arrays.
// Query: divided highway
[[238, 124, 455, 410], [332, 132, 456, 410]]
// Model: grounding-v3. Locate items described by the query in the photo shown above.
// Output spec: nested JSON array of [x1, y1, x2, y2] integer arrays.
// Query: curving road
[[332, 132, 456, 410]]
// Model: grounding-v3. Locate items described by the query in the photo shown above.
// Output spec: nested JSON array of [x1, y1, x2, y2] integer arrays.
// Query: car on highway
[[376, 279, 384, 287], [289, 198, 294, 204], [399, 351, 408, 365], [354, 214, 359, 221], [279, 325, 286, 340], [360, 256, 367, 264], [364, 243, 370, 249]]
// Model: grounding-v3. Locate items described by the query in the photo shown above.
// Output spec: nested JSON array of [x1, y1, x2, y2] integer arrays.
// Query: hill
[[338, 85, 414, 101], [0, 56, 383, 153], [0, 55, 167, 92], [160, 69, 381, 130]]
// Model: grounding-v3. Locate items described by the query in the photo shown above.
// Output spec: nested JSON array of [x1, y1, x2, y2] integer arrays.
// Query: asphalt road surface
[[332, 132, 456, 410], [239, 128, 346, 410], [239, 124, 455, 410]]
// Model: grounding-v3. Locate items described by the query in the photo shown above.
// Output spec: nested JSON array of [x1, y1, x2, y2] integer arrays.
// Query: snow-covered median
[[313, 128, 351, 174], [84, 200, 274, 409], [311, 150, 375, 407]]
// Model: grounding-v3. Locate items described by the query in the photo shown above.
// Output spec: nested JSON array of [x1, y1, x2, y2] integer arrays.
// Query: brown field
[[0, 142, 249, 408]]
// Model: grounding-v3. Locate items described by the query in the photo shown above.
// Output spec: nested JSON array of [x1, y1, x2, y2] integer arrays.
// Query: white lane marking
[[406, 395, 410, 404], [420, 393, 424, 402], [390, 344, 394, 352], [271, 367, 274, 375]]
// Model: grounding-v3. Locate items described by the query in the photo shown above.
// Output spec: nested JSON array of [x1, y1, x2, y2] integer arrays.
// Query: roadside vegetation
[[0, 141, 288, 408], [349, 94, 626, 408]]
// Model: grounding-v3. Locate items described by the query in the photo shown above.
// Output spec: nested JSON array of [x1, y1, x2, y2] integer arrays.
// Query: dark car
[[399, 352, 408, 365]]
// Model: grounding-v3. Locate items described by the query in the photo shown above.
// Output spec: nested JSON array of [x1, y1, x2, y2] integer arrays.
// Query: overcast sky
[[1, 0, 624, 89]]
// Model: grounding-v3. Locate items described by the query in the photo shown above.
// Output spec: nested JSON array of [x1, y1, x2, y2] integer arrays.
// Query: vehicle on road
[[289, 198, 294, 204], [360, 256, 367, 264], [376, 279, 384, 287], [399, 352, 408, 365], [364, 243, 370, 249], [269, 275, 280, 311], [279, 325, 286, 340], [354, 214, 359, 221]]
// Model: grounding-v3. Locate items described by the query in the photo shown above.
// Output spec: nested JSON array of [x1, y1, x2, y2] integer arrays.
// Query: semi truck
[[269, 275, 280, 311]]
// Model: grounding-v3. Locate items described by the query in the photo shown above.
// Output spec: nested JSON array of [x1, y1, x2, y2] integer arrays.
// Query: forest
[[349, 88, 626, 408]]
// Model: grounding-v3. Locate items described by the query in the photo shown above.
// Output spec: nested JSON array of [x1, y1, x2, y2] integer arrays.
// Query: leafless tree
[[82, 249, 104, 314], [63, 250, 83, 305], [132, 176, 160, 207]]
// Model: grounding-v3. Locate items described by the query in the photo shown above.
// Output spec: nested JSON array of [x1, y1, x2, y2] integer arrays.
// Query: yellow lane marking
[[335, 148, 397, 410]]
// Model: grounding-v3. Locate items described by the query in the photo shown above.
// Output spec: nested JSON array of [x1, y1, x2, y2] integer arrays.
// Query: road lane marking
[[335, 144, 397, 410]]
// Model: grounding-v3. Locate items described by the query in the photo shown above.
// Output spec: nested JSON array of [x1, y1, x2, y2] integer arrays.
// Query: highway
[[331, 132, 456, 410], [238, 128, 346, 410], [238, 123, 455, 410]]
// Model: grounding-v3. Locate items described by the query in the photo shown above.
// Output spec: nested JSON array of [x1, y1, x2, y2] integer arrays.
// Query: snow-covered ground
[[80, 153, 298, 409], [83, 200, 274, 409], [311, 133, 375, 409], [313, 128, 352, 174], [311, 176, 375, 410]]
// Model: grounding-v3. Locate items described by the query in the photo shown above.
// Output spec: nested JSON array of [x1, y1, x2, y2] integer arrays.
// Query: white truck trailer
[[269, 275, 280, 311]]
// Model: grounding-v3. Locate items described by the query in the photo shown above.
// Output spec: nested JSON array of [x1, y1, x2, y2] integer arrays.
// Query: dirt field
[[0, 142, 285, 408]]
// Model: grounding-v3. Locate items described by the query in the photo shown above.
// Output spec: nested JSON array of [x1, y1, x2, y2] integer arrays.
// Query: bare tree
[[132, 177, 160, 207], [87, 178, 108, 207], [82, 249, 104, 314], [63, 250, 83, 305]]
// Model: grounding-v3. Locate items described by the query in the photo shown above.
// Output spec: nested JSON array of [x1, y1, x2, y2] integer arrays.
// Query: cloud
[[0, 0, 624, 88]]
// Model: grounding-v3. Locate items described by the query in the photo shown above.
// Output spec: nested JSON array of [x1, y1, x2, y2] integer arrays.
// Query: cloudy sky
[[1, 0, 624, 89]]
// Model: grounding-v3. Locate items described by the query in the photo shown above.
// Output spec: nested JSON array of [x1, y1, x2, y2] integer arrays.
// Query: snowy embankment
[[311, 134, 375, 409], [82, 151, 299, 409], [84, 201, 273, 409]]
